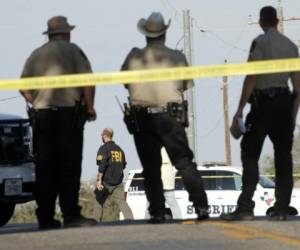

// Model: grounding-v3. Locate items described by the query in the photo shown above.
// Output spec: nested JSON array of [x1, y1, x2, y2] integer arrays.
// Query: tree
[[262, 127, 300, 181]]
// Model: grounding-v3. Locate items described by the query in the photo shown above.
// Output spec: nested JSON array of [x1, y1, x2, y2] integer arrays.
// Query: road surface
[[1, 218, 300, 250]]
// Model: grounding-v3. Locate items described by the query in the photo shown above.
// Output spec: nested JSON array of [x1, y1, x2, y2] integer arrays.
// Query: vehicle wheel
[[0, 202, 15, 227]]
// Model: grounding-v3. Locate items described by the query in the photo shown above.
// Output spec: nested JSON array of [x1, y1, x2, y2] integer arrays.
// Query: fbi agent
[[94, 128, 133, 221], [121, 12, 208, 223]]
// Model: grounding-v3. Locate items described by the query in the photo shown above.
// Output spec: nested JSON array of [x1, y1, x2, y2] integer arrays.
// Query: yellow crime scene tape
[[1, 58, 300, 91]]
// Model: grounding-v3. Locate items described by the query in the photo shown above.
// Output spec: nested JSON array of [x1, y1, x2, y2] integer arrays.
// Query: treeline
[[9, 181, 120, 224]]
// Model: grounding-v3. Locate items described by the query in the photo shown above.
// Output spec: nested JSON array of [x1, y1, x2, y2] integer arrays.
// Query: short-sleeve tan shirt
[[248, 28, 299, 90], [121, 42, 193, 106], [21, 39, 92, 109]]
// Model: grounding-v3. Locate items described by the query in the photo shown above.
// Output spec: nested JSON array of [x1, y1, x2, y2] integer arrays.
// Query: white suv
[[124, 165, 300, 219]]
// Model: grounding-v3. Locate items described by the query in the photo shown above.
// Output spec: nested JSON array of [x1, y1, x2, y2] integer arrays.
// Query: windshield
[[259, 176, 275, 188]]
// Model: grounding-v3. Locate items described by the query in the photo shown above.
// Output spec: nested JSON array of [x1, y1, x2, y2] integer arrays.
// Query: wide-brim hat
[[42, 16, 75, 35], [137, 12, 171, 38]]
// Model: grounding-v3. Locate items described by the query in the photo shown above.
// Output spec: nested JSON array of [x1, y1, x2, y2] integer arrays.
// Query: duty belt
[[132, 105, 168, 114], [253, 87, 290, 98]]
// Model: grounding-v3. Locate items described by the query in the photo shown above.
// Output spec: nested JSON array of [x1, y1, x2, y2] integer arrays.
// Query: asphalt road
[[1, 218, 300, 250]]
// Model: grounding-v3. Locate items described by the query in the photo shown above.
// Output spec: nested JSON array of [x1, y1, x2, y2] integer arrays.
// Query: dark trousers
[[32, 108, 84, 223], [130, 112, 208, 217], [237, 93, 294, 212]]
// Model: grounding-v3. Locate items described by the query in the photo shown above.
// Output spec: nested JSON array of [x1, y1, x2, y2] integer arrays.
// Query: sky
[[1, 0, 300, 180]]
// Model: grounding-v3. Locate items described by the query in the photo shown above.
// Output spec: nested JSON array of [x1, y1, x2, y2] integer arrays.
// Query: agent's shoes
[[220, 209, 254, 221], [39, 219, 62, 230], [64, 215, 97, 228], [195, 208, 209, 221], [268, 210, 287, 221], [148, 214, 167, 224]]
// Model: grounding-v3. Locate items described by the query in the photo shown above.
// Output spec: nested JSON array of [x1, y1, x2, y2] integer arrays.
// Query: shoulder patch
[[96, 155, 103, 161]]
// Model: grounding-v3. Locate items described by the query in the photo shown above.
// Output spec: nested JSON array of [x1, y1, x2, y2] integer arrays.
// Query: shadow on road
[[1, 216, 300, 235]]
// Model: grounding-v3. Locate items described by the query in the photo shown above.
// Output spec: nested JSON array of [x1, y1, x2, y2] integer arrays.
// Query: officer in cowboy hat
[[20, 15, 97, 229], [121, 12, 209, 223]]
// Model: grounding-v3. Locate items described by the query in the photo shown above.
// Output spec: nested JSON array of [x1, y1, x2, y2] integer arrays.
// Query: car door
[[203, 170, 241, 217], [176, 170, 241, 219], [253, 176, 276, 216], [126, 173, 148, 219]]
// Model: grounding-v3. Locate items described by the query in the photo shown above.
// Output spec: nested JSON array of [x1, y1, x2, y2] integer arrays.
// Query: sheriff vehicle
[[124, 163, 300, 219], [0, 114, 35, 227]]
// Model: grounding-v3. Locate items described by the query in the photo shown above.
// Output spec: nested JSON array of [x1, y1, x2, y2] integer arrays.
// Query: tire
[[0, 202, 15, 227]]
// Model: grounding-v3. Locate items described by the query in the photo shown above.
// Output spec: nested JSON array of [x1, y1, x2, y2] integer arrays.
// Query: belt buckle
[[50, 107, 59, 111]]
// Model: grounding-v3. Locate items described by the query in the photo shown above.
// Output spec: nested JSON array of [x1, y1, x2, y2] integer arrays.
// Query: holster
[[123, 103, 139, 134], [26, 106, 36, 128], [167, 101, 189, 127]]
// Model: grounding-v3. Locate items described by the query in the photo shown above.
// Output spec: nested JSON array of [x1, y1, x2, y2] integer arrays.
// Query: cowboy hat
[[137, 12, 171, 38], [43, 16, 75, 35]]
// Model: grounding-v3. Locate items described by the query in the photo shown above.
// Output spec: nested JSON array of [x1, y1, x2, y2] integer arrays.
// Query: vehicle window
[[0, 121, 31, 163], [175, 170, 241, 191], [215, 171, 239, 190], [128, 173, 145, 191], [259, 176, 275, 188]]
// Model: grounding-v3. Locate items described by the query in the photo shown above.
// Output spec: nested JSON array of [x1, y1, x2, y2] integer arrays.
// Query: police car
[[124, 164, 300, 219], [0, 114, 35, 227]]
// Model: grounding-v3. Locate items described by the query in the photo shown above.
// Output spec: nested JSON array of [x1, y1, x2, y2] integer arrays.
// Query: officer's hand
[[97, 180, 104, 191], [233, 109, 243, 127], [87, 107, 97, 122]]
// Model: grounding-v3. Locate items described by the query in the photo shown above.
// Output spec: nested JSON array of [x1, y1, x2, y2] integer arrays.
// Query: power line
[[192, 18, 248, 53], [159, 0, 182, 27], [198, 115, 224, 138], [0, 96, 21, 102]]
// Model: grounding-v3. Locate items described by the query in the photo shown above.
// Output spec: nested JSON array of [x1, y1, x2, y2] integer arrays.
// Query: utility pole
[[222, 60, 232, 166], [248, 0, 300, 35], [182, 9, 197, 163]]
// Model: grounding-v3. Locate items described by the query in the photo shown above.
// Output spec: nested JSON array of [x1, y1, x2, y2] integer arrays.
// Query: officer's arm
[[19, 91, 34, 104], [123, 151, 127, 169], [97, 147, 109, 174], [19, 55, 34, 103], [121, 48, 141, 88], [83, 86, 96, 121], [234, 40, 260, 119], [96, 147, 109, 190], [236, 75, 256, 115]]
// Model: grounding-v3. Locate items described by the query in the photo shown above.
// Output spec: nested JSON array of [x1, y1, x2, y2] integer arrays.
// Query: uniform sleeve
[[121, 47, 142, 88], [20, 54, 35, 78], [72, 44, 92, 73], [121, 47, 141, 71], [248, 36, 264, 62], [96, 146, 109, 173]]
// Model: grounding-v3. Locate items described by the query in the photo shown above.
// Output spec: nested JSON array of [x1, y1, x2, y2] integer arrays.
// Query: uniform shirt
[[161, 147, 175, 190], [121, 41, 194, 107], [21, 38, 92, 109], [249, 28, 299, 90], [96, 141, 126, 186]]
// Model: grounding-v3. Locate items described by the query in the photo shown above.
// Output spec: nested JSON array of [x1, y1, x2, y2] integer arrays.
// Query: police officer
[[220, 6, 300, 221], [94, 128, 133, 221], [20, 16, 97, 229], [121, 12, 208, 223]]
